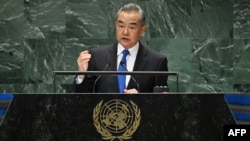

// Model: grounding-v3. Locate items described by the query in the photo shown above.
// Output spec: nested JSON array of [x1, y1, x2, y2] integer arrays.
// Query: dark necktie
[[117, 50, 129, 93]]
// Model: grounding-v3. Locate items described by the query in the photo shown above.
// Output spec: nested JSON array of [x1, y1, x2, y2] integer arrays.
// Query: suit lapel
[[107, 43, 120, 92], [107, 43, 118, 71], [133, 43, 148, 71], [127, 43, 149, 89]]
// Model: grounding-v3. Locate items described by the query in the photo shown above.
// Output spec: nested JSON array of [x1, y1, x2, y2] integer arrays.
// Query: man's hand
[[77, 50, 91, 79], [124, 88, 138, 94]]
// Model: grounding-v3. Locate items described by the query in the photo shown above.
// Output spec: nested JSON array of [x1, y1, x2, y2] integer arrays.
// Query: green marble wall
[[0, 0, 249, 93]]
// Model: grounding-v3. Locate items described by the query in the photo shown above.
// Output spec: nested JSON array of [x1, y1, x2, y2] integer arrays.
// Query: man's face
[[115, 11, 146, 48]]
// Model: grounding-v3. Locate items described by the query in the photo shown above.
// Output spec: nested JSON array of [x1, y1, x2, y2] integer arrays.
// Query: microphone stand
[[92, 64, 110, 93]]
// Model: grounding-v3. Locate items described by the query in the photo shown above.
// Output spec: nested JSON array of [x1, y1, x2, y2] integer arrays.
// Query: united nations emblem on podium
[[93, 99, 141, 141]]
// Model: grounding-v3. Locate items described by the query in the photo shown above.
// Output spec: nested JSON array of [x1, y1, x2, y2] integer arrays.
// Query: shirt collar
[[117, 42, 139, 56]]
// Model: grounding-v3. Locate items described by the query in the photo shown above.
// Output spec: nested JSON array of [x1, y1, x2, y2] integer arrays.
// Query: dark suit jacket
[[73, 41, 168, 93]]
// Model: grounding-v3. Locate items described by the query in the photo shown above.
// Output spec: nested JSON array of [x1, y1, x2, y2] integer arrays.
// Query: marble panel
[[191, 38, 235, 92], [22, 39, 65, 93], [0, 0, 249, 93], [234, 0, 250, 39], [23, 0, 66, 39], [0, 40, 24, 83]]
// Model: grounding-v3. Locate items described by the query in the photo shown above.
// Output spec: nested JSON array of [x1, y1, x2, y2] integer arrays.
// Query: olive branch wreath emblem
[[93, 100, 141, 141]]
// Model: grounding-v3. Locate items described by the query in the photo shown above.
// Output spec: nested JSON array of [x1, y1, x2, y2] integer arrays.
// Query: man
[[73, 3, 168, 94]]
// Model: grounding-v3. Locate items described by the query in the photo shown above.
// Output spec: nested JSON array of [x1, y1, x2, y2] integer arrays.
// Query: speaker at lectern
[[53, 71, 179, 93]]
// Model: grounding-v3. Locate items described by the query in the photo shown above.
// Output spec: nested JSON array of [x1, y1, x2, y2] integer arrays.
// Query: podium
[[0, 93, 235, 141]]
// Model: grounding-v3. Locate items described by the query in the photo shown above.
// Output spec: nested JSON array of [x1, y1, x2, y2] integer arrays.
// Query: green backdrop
[[0, 0, 249, 93]]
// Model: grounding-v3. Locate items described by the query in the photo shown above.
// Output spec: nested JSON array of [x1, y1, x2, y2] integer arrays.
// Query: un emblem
[[93, 99, 141, 141]]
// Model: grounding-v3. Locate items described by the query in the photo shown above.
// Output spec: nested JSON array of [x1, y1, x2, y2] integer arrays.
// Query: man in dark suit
[[73, 3, 168, 94]]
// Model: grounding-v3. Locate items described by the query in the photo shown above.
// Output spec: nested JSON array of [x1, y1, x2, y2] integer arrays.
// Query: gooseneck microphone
[[120, 62, 140, 92], [92, 63, 110, 93]]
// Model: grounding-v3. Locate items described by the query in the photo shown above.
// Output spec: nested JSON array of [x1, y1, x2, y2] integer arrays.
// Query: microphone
[[92, 63, 110, 93], [120, 62, 140, 92]]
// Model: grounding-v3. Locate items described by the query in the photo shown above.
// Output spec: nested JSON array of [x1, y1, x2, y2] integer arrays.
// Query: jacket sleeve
[[72, 75, 96, 93]]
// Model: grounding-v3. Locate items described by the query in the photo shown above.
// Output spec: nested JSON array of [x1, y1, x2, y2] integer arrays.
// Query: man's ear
[[140, 25, 147, 36]]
